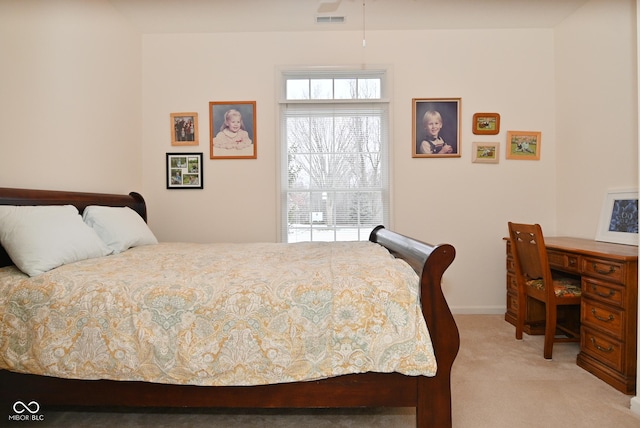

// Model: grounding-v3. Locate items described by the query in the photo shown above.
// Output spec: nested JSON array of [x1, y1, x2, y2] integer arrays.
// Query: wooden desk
[[505, 236, 638, 394]]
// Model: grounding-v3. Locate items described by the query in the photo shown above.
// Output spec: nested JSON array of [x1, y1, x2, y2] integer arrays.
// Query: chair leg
[[543, 302, 557, 359], [516, 291, 525, 340]]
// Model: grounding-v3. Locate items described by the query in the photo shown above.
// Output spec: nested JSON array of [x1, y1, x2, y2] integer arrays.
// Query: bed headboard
[[0, 187, 147, 268]]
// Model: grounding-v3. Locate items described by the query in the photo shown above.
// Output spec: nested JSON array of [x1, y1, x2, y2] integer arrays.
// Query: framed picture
[[209, 101, 257, 159], [170, 112, 198, 146], [472, 142, 499, 163], [166, 153, 203, 189], [506, 131, 541, 160], [596, 188, 638, 245], [472, 113, 500, 135], [412, 98, 461, 158]]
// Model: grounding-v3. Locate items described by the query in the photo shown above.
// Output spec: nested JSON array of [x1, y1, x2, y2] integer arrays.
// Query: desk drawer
[[547, 250, 580, 273], [581, 327, 624, 372], [582, 277, 625, 308], [506, 257, 515, 274], [582, 257, 625, 283], [507, 272, 517, 293], [581, 300, 624, 340]]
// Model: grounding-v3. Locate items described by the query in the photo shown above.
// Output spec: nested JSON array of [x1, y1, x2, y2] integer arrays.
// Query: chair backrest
[[508, 222, 553, 297]]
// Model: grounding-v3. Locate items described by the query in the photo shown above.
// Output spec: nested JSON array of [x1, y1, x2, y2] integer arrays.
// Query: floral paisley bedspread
[[0, 241, 436, 386]]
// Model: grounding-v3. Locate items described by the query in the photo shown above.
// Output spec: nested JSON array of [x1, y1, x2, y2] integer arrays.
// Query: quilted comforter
[[0, 241, 436, 386]]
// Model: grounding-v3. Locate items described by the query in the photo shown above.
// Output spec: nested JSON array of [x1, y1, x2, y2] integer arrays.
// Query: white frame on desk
[[596, 188, 639, 246]]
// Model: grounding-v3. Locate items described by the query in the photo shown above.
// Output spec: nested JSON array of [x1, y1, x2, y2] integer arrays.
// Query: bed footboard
[[369, 225, 459, 427]]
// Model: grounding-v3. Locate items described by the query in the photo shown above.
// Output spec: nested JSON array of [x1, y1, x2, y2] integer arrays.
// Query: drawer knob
[[591, 308, 614, 322], [592, 263, 616, 275], [590, 337, 614, 353]]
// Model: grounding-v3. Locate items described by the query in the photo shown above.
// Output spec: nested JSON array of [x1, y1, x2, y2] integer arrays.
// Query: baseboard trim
[[631, 396, 640, 416]]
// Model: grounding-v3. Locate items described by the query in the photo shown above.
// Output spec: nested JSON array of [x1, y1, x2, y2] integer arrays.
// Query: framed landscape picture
[[506, 131, 541, 160]]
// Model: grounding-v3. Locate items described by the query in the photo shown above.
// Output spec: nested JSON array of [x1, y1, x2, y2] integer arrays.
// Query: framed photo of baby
[[209, 101, 257, 159], [412, 98, 461, 158]]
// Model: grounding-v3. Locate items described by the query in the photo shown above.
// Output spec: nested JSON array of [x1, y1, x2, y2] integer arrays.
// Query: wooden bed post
[[416, 242, 458, 427]]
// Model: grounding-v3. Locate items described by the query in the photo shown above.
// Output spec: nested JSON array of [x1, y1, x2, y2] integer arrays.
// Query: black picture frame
[[166, 152, 203, 189]]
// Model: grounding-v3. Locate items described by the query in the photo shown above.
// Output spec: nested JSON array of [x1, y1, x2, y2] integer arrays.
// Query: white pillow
[[0, 205, 113, 276], [82, 205, 158, 254]]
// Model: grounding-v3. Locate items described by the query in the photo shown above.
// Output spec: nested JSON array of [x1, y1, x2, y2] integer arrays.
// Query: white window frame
[[277, 68, 391, 243]]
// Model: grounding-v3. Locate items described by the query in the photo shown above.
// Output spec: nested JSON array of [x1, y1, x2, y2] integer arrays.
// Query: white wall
[[141, 28, 557, 314], [0, 0, 142, 194], [556, 0, 638, 237]]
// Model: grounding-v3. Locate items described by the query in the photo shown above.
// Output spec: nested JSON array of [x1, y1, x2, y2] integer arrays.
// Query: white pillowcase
[[0, 205, 113, 276], [82, 205, 158, 254]]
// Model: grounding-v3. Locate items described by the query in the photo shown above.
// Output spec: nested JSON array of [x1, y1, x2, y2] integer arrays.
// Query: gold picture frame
[[412, 98, 462, 158], [209, 101, 257, 159], [170, 112, 199, 146], [506, 131, 541, 160]]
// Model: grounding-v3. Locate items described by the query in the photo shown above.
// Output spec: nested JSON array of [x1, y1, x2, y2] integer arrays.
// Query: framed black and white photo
[[596, 188, 638, 245], [166, 153, 203, 189]]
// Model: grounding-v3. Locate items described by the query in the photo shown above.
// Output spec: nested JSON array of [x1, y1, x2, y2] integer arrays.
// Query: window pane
[[287, 154, 310, 188], [287, 192, 310, 225], [358, 78, 381, 99], [334, 79, 356, 99], [286, 79, 309, 100], [310, 79, 332, 99]]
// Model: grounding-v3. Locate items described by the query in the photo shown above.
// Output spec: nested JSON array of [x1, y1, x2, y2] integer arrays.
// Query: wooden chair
[[507, 222, 582, 359]]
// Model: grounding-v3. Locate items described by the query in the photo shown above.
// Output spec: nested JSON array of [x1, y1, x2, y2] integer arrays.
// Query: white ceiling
[[108, 0, 590, 34]]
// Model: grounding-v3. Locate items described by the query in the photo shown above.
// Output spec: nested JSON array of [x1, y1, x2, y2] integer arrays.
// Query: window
[[280, 69, 389, 243]]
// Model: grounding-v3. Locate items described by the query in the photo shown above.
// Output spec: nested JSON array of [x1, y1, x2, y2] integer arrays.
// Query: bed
[[0, 187, 459, 427]]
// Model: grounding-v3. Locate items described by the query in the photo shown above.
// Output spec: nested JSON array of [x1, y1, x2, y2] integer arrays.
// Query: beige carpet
[[13, 315, 640, 427]]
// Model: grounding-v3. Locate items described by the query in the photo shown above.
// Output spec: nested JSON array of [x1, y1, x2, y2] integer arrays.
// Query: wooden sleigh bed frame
[[0, 187, 459, 428]]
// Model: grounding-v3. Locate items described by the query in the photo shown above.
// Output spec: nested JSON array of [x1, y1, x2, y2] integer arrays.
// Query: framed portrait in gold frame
[[412, 98, 461, 158], [209, 101, 257, 159]]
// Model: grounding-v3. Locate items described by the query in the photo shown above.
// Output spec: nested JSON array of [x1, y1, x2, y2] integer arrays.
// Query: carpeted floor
[[5, 314, 640, 427]]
